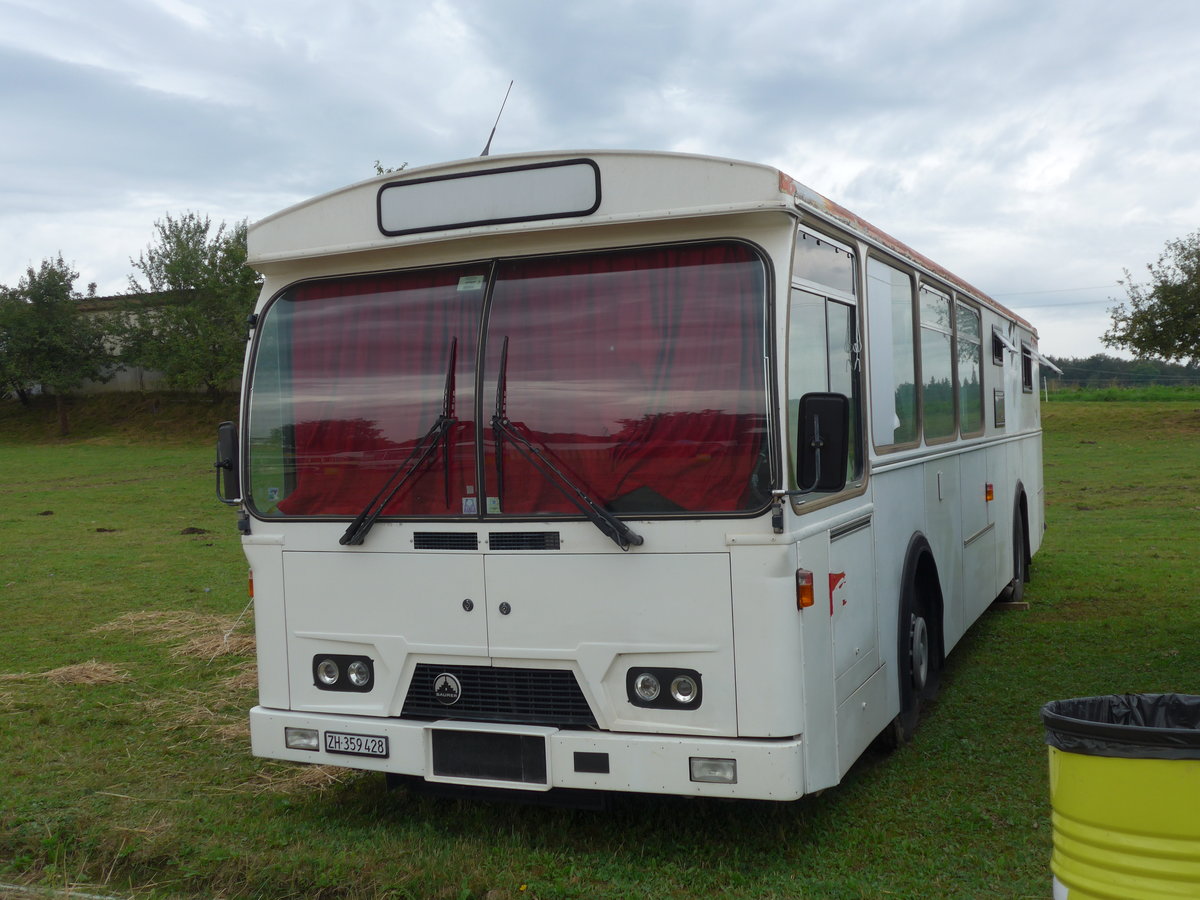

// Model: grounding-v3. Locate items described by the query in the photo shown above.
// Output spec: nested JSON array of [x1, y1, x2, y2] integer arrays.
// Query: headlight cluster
[[625, 667, 702, 710], [312, 654, 374, 692]]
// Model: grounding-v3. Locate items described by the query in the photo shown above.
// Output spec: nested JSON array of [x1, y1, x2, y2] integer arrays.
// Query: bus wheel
[[887, 581, 933, 746], [908, 610, 930, 696], [1009, 514, 1026, 604]]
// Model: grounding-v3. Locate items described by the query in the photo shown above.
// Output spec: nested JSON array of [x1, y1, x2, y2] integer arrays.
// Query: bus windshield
[[245, 242, 771, 521]]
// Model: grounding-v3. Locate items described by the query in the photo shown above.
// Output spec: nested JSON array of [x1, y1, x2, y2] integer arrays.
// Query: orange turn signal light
[[985, 482, 995, 502], [796, 568, 815, 610]]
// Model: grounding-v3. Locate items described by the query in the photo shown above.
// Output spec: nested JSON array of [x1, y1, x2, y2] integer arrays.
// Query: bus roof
[[247, 149, 1032, 332]]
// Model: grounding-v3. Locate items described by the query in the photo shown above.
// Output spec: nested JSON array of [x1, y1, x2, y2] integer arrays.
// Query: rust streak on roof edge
[[778, 172, 1036, 336]]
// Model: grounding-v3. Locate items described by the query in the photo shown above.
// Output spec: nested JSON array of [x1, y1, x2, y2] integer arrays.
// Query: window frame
[[785, 224, 866, 508], [866, 255, 920, 454], [955, 299, 985, 438], [243, 239, 776, 523], [917, 281, 957, 445]]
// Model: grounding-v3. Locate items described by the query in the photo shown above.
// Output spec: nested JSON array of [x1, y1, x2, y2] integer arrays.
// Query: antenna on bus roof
[[480, 80, 514, 157]]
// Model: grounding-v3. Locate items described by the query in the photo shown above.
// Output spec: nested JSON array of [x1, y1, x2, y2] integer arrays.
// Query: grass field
[[1, 394, 1197, 899]]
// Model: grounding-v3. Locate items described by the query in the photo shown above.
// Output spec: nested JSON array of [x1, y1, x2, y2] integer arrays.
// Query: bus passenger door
[[790, 289, 879, 697]]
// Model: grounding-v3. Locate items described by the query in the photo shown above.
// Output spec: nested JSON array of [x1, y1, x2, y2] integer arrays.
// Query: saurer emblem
[[433, 673, 462, 706]]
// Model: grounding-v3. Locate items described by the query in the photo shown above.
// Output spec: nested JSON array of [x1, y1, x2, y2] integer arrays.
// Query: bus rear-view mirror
[[215, 421, 241, 504], [796, 392, 849, 493]]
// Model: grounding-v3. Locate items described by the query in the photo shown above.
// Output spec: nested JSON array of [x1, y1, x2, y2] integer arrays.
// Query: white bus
[[216, 150, 1045, 802]]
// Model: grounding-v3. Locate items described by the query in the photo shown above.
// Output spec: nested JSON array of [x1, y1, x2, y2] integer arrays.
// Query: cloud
[[1, 0, 1199, 356]]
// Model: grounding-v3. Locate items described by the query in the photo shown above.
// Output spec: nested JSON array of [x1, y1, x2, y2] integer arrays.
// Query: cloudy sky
[[3, 0, 1199, 359]]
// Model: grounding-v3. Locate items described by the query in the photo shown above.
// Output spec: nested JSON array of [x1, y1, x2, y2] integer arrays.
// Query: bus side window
[[787, 289, 827, 490], [866, 259, 917, 447], [1021, 343, 1034, 392], [787, 289, 862, 489], [825, 300, 862, 483], [919, 285, 955, 441], [956, 301, 983, 434]]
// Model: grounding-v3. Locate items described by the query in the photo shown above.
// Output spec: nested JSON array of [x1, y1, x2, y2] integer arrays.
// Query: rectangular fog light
[[285, 727, 320, 751], [689, 756, 737, 784]]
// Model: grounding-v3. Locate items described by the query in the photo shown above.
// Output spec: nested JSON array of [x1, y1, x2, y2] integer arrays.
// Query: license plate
[[324, 731, 389, 758]]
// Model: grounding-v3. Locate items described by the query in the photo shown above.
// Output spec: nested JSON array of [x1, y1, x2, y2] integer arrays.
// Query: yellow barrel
[[1042, 694, 1200, 899]]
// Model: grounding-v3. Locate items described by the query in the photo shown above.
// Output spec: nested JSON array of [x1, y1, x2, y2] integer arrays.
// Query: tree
[[1103, 231, 1200, 366], [120, 213, 261, 398], [0, 255, 113, 433], [0, 285, 36, 405]]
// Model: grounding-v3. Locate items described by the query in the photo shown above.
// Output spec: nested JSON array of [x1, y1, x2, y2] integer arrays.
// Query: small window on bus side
[[1021, 343, 1035, 392], [919, 285, 955, 441], [992, 327, 1006, 365], [956, 301, 983, 435], [867, 258, 917, 448], [793, 230, 855, 296]]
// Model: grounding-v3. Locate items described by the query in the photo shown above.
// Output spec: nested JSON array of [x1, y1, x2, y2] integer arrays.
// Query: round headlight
[[347, 659, 371, 688], [316, 658, 339, 686], [670, 675, 698, 705], [633, 672, 661, 702]]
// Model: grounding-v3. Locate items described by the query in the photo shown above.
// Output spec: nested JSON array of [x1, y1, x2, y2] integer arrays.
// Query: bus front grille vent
[[413, 532, 479, 550], [402, 664, 596, 728], [488, 532, 561, 551]]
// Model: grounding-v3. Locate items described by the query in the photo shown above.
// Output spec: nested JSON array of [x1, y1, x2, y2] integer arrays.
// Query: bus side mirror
[[215, 421, 241, 505], [796, 392, 849, 493]]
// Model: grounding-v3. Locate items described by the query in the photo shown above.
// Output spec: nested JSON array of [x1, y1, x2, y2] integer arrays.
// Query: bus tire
[[1009, 512, 1026, 604], [885, 545, 943, 748], [891, 584, 926, 744]]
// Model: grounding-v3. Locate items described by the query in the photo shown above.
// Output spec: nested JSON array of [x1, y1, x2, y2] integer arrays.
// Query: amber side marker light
[[985, 482, 995, 502], [796, 569, 815, 609], [248, 570, 255, 598]]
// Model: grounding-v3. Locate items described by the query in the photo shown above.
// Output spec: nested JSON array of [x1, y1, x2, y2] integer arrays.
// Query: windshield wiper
[[339, 338, 458, 546], [490, 336, 644, 551]]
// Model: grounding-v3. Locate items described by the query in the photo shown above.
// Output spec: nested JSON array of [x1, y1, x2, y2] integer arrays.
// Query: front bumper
[[250, 706, 806, 801]]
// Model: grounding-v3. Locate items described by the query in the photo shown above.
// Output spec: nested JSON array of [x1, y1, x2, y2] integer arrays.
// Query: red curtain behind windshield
[[275, 267, 483, 516], [266, 244, 767, 519], [483, 243, 767, 514]]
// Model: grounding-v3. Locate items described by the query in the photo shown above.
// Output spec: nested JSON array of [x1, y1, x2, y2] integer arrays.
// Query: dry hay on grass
[[219, 663, 259, 694], [140, 699, 249, 745], [139, 663, 258, 743], [95, 610, 255, 659], [89, 614, 263, 749], [174, 630, 256, 660], [0, 660, 130, 685], [243, 763, 348, 795]]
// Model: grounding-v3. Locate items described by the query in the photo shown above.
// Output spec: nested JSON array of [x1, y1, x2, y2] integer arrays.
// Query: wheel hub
[[909, 614, 929, 691]]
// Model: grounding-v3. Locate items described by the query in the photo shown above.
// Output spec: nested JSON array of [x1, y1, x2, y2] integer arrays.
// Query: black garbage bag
[[1042, 693, 1200, 760]]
